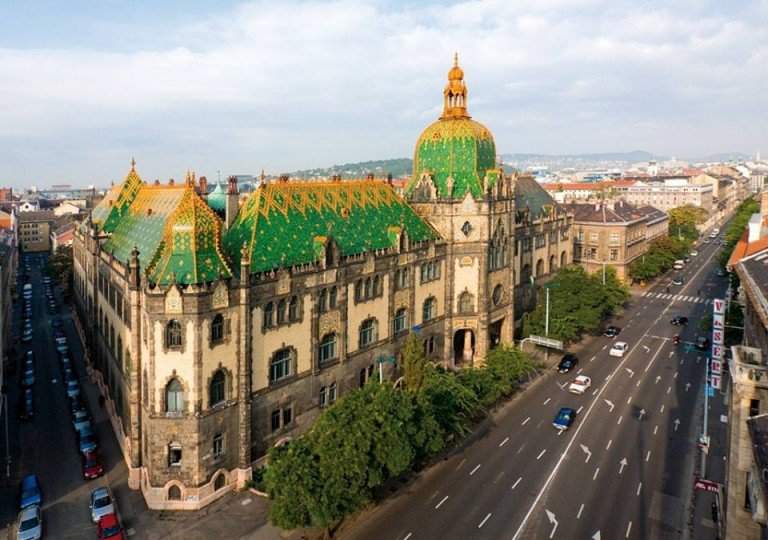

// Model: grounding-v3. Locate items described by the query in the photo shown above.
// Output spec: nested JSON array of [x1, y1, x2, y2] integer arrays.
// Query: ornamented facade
[[72, 57, 572, 509]]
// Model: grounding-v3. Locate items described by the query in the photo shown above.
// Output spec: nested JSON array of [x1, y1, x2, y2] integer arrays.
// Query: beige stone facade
[[17, 211, 54, 252]]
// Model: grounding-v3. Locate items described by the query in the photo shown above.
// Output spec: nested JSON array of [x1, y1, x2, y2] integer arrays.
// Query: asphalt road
[[343, 233, 729, 540]]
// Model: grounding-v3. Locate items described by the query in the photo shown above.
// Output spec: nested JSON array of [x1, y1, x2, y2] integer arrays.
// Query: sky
[[0, 0, 766, 188]]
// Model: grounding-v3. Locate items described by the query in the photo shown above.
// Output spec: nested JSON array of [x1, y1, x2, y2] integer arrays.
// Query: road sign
[[708, 386, 715, 397], [711, 373, 722, 390], [713, 313, 725, 330], [713, 298, 726, 315], [694, 478, 721, 493], [711, 359, 722, 375], [527, 335, 564, 350], [712, 344, 723, 359], [712, 330, 724, 345]]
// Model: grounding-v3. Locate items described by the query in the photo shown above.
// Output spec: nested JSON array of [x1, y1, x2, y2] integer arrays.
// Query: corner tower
[[407, 55, 515, 367]]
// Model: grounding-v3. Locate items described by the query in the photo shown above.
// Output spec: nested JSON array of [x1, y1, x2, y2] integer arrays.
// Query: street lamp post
[[545, 287, 550, 337]]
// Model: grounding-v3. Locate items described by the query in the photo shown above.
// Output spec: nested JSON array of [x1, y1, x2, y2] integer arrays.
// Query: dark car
[[19, 390, 34, 421], [78, 425, 98, 455], [671, 316, 689, 326], [557, 354, 578, 373], [19, 474, 41, 509], [553, 407, 576, 431], [716, 268, 726, 277], [82, 451, 104, 480], [671, 276, 684, 286], [604, 326, 621, 337], [696, 336, 711, 351]]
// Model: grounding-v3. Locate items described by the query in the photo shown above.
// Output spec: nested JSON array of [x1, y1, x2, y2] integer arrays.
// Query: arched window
[[561, 250, 567, 268], [318, 333, 337, 365], [325, 241, 335, 267], [288, 296, 299, 322], [549, 254, 557, 274], [359, 319, 378, 348], [422, 297, 437, 322], [317, 289, 327, 313], [277, 299, 286, 324], [393, 308, 408, 334], [165, 320, 182, 349], [521, 264, 532, 285], [214, 473, 226, 491], [263, 302, 274, 329], [211, 314, 224, 343], [165, 378, 184, 413], [168, 485, 181, 501], [210, 370, 226, 406], [373, 275, 381, 296], [355, 280, 363, 302], [269, 349, 293, 384], [329, 286, 338, 308], [536, 258, 544, 278], [364, 277, 372, 299], [458, 292, 474, 314]]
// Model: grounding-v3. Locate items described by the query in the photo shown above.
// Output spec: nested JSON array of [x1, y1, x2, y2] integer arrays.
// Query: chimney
[[168, 178, 175, 186], [199, 176, 208, 195], [225, 176, 239, 229], [387, 173, 393, 185]]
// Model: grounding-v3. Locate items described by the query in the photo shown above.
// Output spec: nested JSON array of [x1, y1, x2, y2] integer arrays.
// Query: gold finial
[[130, 157, 136, 171], [442, 53, 468, 119], [454, 51, 458, 67]]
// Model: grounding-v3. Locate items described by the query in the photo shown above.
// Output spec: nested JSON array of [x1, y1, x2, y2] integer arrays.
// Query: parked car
[[89, 487, 115, 523], [671, 316, 689, 326], [16, 505, 42, 540], [70, 397, 87, 415], [603, 326, 621, 337], [78, 425, 98, 455], [568, 375, 592, 395], [82, 451, 104, 480], [73, 417, 92, 435], [66, 380, 81, 399], [19, 474, 41, 509], [716, 268, 727, 277], [553, 407, 576, 431], [690, 250, 698, 256], [19, 390, 34, 421], [696, 336, 711, 351], [609, 341, 629, 357], [20, 367, 34, 388], [557, 353, 578, 373], [97, 513, 124, 540], [671, 276, 684, 286], [21, 330, 33, 343]]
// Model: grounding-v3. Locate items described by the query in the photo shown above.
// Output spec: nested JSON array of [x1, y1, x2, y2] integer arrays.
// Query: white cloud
[[0, 0, 766, 186]]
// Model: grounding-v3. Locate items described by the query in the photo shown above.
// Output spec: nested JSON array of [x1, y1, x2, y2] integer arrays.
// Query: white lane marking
[[626, 521, 632, 538], [470, 464, 481, 476], [478, 513, 492, 529], [511, 341, 668, 540], [499, 436, 510, 447], [577, 406, 584, 414], [627, 396, 632, 404], [653, 425, 658, 435], [403, 533, 412, 540], [593, 467, 600, 480], [637, 482, 642, 496], [435, 495, 449, 509], [602, 345, 607, 350], [537, 449, 547, 460], [577, 503, 584, 519], [646, 450, 651, 462], [456, 458, 466, 471], [660, 404, 665, 413], [674, 371, 678, 379], [636, 380, 641, 387], [592, 388, 599, 396], [517, 444, 526, 454], [544, 398, 551, 405], [577, 368, 583, 374], [680, 358, 685, 365], [666, 386, 671, 395], [522, 417, 530, 426], [511, 477, 522, 490], [606, 439, 612, 450], [617, 415, 623, 425], [590, 355, 596, 362]]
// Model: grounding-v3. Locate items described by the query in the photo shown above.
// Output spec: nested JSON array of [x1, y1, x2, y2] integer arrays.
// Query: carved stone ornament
[[212, 281, 229, 309], [459, 256, 474, 267], [165, 285, 183, 314], [276, 270, 291, 295]]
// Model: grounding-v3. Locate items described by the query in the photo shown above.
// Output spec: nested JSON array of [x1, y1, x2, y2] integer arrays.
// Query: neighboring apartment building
[[618, 178, 714, 213], [567, 200, 667, 281], [71, 58, 573, 511], [0, 231, 16, 429], [724, 191, 768, 539], [542, 180, 637, 203], [51, 219, 76, 251], [16, 210, 55, 252]]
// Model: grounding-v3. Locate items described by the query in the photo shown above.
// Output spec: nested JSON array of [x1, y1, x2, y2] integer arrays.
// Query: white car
[[609, 342, 629, 357], [690, 250, 698, 256], [568, 375, 592, 395]]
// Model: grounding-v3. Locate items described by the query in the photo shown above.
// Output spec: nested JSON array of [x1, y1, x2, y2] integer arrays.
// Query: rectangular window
[[271, 410, 281, 432], [590, 232, 599, 243], [610, 248, 619, 261], [169, 444, 182, 467], [319, 386, 327, 408], [745, 472, 753, 510], [282, 407, 293, 427], [577, 230, 584, 242], [750, 399, 760, 417], [213, 433, 224, 459], [535, 234, 545, 248], [269, 349, 293, 383], [393, 309, 407, 334], [329, 382, 337, 403], [609, 232, 620, 245]]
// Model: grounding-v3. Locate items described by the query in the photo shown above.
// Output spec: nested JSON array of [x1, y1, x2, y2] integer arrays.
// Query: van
[[673, 260, 685, 270], [23, 283, 32, 291]]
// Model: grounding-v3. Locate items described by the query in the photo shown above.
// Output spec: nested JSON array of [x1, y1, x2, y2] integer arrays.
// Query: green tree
[[402, 333, 427, 394], [46, 245, 74, 299], [719, 197, 760, 267]]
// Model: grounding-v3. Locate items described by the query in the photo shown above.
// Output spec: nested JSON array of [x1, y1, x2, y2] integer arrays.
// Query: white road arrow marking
[[642, 345, 650, 353], [619, 457, 628, 474], [655, 375, 661, 384], [638, 409, 646, 421], [685, 382, 691, 392], [545, 509, 558, 539], [593, 532, 601, 540], [625, 368, 635, 378], [580, 444, 592, 463], [604, 399, 615, 412], [674, 418, 680, 432]]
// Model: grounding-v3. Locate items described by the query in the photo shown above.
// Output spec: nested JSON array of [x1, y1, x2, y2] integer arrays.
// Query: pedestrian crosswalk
[[641, 291, 711, 304]]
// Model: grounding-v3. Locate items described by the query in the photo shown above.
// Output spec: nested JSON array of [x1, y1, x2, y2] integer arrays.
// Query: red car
[[97, 513, 124, 540], [82, 451, 104, 480]]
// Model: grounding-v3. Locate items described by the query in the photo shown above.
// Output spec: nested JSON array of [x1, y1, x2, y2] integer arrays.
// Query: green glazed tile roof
[[408, 117, 499, 199], [223, 180, 440, 272], [207, 182, 227, 213], [147, 187, 232, 285], [91, 168, 143, 233], [514, 175, 559, 220]]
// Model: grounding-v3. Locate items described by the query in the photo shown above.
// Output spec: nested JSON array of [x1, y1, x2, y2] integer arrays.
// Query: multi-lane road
[[343, 234, 728, 540]]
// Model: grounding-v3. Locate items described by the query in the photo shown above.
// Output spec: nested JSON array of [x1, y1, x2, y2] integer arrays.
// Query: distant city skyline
[[1, 0, 766, 188]]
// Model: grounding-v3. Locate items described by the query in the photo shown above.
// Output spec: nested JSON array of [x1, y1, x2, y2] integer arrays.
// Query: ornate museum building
[[72, 57, 573, 509]]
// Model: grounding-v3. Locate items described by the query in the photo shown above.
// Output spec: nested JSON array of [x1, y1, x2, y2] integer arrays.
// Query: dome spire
[[442, 53, 469, 119]]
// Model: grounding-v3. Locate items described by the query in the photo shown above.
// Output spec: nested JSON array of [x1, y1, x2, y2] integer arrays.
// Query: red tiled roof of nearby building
[[728, 229, 768, 269], [543, 179, 637, 192]]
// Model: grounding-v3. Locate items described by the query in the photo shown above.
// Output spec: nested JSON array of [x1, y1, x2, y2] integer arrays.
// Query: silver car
[[89, 487, 114, 523], [16, 505, 42, 540]]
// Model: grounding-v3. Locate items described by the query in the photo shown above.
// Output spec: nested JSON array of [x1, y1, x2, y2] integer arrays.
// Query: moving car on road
[[568, 375, 592, 395], [19, 474, 41, 510], [671, 316, 689, 325], [671, 276, 684, 286], [557, 353, 578, 373], [97, 513, 124, 540], [603, 326, 621, 337], [696, 336, 711, 351], [553, 407, 576, 431], [15, 505, 42, 540], [609, 341, 629, 357], [90, 487, 115, 523]]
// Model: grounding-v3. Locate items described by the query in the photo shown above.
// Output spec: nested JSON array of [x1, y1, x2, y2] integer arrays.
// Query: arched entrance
[[453, 329, 475, 366]]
